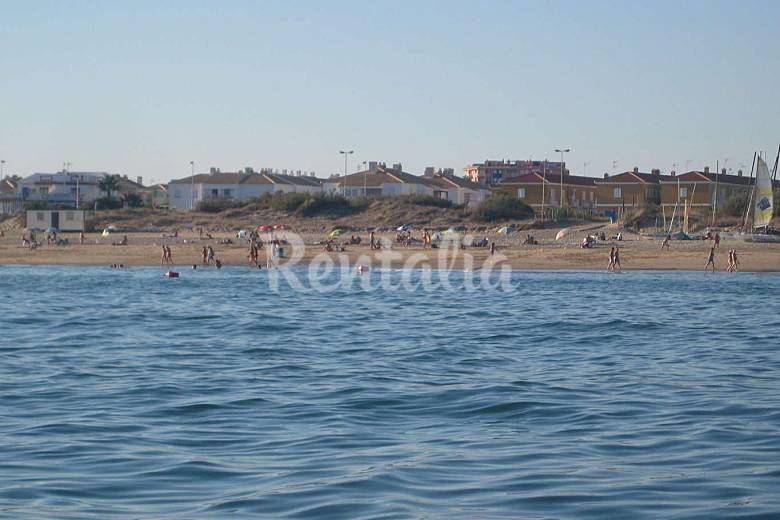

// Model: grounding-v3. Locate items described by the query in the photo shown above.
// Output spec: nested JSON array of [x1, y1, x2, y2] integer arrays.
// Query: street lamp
[[190, 161, 195, 210], [555, 148, 570, 208], [339, 150, 353, 198]]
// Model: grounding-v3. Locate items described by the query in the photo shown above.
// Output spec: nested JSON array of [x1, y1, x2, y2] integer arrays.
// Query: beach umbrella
[[257, 225, 273, 232], [274, 224, 289, 230], [555, 228, 571, 241], [45, 227, 60, 233], [329, 229, 342, 237]]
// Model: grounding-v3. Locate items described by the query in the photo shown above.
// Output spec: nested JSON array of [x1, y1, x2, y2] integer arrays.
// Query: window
[[222, 189, 232, 198], [211, 189, 219, 197], [517, 188, 526, 199], [679, 187, 688, 198], [613, 187, 622, 198], [36, 212, 44, 220], [39, 187, 49, 196], [65, 211, 75, 221]]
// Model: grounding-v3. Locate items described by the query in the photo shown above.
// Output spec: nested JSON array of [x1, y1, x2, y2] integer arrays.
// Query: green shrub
[[22, 201, 48, 210], [470, 194, 533, 222], [94, 197, 123, 210], [720, 192, 749, 217], [394, 194, 454, 208], [267, 192, 310, 212], [296, 194, 358, 217], [196, 198, 243, 213]]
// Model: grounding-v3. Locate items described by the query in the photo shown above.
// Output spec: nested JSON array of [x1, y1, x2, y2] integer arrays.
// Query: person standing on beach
[[714, 232, 721, 249], [705, 246, 716, 272], [489, 241, 496, 256], [207, 246, 215, 265], [731, 249, 739, 272], [161, 245, 167, 266], [369, 231, 375, 250], [79, 232, 85, 245], [607, 246, 615, 271], [662, 234, 671, 251], [201, 246, 208, 266], [613, 247, 621, 271], [166, 245, 173, 265]]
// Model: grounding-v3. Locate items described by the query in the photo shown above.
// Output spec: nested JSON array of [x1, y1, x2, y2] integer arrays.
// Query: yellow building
[[493, 172, 597, 210], [594, 168, 670, 211], [659, 168, 753, 209]]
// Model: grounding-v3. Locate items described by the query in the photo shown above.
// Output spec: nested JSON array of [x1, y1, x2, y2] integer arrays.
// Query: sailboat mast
[[742, 152, 757, 231]]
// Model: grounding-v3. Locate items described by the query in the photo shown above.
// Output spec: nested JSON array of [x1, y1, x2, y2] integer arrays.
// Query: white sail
[[753, 157, 774, 229]]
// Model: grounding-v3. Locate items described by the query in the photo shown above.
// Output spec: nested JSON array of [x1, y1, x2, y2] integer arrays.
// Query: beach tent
[[555, 228, 571, 241], [256, 225, 273, 232], [45, 227, 60, 234], [497, 226, 514, 235], [102, 225, 118, 237]]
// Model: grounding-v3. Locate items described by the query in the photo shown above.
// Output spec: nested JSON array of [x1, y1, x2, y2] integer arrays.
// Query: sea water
[[1, 266, 779, 519]]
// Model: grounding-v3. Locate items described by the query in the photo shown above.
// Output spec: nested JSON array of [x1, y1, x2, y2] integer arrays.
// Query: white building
[[19, 171, 111, 206], [325, 162, 490, 205], [26, 209, 94, 232], [325, 163, 432, 198], [168, 168, 323, 210]]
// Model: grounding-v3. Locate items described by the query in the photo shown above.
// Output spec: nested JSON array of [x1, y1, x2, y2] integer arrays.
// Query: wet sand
[[2, 225, 778, 272]]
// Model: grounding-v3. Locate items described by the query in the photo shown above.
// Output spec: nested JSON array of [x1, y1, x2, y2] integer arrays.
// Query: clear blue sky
[[1, 0, 778, 183]]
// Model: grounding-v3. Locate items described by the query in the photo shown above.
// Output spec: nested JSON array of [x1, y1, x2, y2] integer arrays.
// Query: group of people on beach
[[160, 245, 173, 265]]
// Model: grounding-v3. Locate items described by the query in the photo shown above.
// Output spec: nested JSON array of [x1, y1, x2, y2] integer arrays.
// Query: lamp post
[[339, 150, 353, 198], [0, 160, 4, 178], [554, 148, 570, 208], [190, 161, 195, 210]]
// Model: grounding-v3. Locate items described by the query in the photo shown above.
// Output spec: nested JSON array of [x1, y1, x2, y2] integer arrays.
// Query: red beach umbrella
[[257, 225, 273, 232]]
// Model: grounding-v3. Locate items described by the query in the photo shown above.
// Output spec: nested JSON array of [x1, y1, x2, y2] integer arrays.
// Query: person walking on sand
[[714, 232, 721, 249], [161, 245, 168, 266], [201, 246, 208, 266], [705, 246, 716, 272], [607, 246, 616, 271], [613, 247, 621, 271], [662, 234, 671, 251], [369, 231, 376, 250], [207, 246, 215, 265], [165, 245, 173, 265], [731, 249, 739, 272]]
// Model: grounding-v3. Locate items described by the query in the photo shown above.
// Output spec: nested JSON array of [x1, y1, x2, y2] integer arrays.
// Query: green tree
[[121, 192, 143, 208], [98, 175, 121, 201]]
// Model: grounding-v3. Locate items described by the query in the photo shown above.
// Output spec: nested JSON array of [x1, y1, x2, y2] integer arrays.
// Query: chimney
[[738, 169, 743, 177], [603, 173, 609, 179], [244, 167, 254, 174], [721, 168, 726, 175], [671, 171, 676, 177], [123, 174, 128, 179], [424, 167, 435, 177], [704, 166, 710, 173], [633, 167, 639, 174], [210, 167, 218, 174], [137, 176, 143, 185], [368, 161, 378, 171], [651, 168, 660, 176], [392, 162, 402, 171]]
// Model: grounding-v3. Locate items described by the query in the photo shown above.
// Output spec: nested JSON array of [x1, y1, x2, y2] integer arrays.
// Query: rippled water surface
[[1, 266, 779, 519]]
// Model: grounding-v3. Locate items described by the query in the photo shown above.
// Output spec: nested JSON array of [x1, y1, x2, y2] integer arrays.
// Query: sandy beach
[[2, 224, 778, 272]]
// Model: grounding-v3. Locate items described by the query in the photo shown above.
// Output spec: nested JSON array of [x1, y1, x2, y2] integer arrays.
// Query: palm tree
[[98, 174, 121, 201]]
